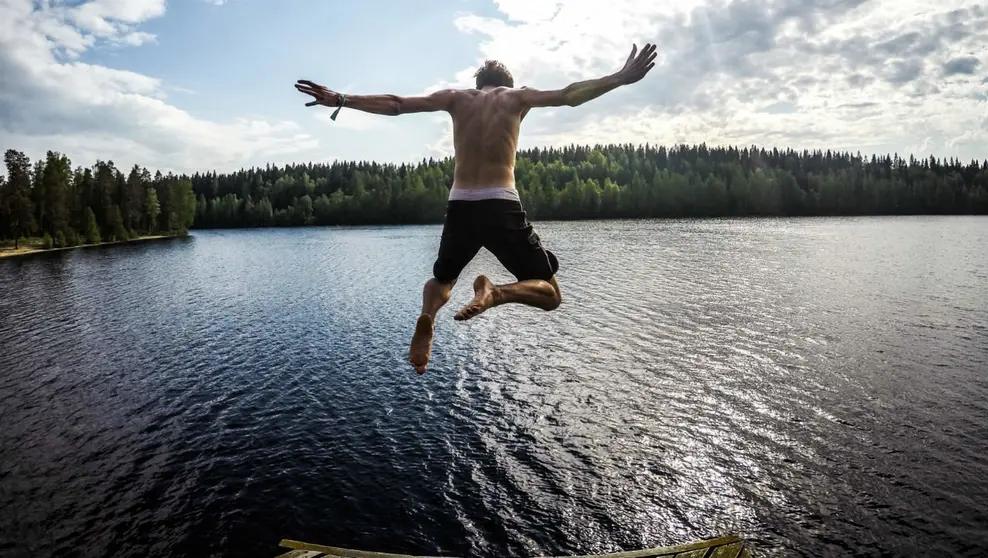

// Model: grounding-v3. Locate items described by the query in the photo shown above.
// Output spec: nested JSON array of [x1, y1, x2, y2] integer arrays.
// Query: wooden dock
[[275, 534, 752, 558]]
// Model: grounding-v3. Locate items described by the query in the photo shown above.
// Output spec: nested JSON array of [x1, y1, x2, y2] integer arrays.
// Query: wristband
[[330, 94, 346, 121]]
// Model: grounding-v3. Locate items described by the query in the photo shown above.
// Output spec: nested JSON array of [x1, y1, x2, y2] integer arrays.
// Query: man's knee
[[426, 277, 455, 301], [544, 277, 562, 311]]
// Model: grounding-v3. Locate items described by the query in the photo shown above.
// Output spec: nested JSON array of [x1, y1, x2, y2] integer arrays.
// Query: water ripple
[[1, 217, 987, 558]]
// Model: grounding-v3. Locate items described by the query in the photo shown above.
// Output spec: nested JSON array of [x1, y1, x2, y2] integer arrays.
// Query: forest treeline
[[132, 144, 988, 226], [2, 144, 986, 244], [1, 149, 195, 248]]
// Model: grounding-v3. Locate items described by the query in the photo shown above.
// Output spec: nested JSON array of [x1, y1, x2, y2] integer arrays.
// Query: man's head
[[474, 60, 514, 89]]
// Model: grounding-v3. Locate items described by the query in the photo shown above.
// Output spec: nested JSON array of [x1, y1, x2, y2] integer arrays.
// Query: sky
[[0, 0, 986, 176]]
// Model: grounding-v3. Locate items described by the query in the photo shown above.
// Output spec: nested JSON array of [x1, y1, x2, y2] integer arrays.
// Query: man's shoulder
[[433, 88, 480, 103], [446, 86, 521, 96], [442, 87, 527, 114]]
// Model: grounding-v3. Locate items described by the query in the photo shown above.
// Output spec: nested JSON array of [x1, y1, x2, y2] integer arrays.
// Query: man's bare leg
[[409, 278, 455, 374], [454, 275, 561, 321]]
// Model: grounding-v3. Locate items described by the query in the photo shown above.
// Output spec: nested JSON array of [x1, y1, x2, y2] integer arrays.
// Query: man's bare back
[[446, 87, 524, 191], [295, 43, 657, 374]]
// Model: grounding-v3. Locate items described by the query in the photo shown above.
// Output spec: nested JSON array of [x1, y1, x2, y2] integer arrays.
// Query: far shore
[[0, 233, 186, 259]]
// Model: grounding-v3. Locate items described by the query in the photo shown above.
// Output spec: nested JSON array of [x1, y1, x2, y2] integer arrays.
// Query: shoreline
[[187, 212, 988, 232], [0, 234, 186, 260]]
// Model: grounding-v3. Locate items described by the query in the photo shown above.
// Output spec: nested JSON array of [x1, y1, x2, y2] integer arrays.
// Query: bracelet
[[330, 93, 346, 121]]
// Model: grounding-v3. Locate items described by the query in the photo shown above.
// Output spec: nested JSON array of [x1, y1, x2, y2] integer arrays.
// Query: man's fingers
[[295, 83, 331, 99], [629, 43, 650, 68], [635, 47, 657, 69], [297, 80, 332, 95], [298, 91, 325, 105], [638, 44, 655, 62]]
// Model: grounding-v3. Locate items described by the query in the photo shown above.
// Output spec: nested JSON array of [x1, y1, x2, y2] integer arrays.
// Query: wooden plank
[[278, 535, 748, 558], [279, 539, 443, 558], [705, 542, 743, 558], [542, 535, 742, 558], [275, 551, 325, 558]]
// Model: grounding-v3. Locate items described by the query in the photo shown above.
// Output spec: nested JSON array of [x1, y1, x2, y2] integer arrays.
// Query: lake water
[[1, 216, 986, 558]]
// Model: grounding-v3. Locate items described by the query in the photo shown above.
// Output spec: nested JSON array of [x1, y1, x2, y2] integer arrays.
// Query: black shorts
[[432, 199, 559, 283]]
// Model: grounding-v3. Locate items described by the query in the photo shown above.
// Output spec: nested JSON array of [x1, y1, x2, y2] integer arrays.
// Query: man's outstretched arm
[[295, 81, 459, 116], [516, 43, 657, 108]]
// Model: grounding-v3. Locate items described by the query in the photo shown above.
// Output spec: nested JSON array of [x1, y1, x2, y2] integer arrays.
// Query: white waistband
[[448, 187, 520, 202]]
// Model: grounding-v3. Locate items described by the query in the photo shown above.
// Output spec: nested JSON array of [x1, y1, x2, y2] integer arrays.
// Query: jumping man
[[295, 43, 657, 374]]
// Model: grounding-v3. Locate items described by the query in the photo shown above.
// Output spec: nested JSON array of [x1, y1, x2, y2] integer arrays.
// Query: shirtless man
[[295, 43, 657, 373]]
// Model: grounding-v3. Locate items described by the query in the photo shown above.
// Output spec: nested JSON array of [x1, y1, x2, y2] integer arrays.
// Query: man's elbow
[[558, 88, 582, 107], [386, 95, 403, 116]]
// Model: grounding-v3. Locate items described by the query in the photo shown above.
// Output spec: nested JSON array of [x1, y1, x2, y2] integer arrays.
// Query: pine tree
[[125, 165, 146, 232], [41, 151, 72, 241], [3, 149, 37, 247], [146, 187, 161, 234], [84, 207, 101, 244]]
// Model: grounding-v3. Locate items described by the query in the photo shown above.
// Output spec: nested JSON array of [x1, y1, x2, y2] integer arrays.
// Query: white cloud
[[432, 0, 988, 161], [3, 0, 985, 176], [0, 0, 316, 174]]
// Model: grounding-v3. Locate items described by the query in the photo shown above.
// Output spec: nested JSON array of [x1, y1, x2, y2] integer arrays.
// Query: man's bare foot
[[454, 275, 499, 321], [409, 314, 434, 374]]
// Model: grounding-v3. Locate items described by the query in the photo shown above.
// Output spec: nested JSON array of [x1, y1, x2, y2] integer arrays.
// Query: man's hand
[[295, 80, 340, 107], [513, 42, 656, 109], [614, 43, 657, 85]]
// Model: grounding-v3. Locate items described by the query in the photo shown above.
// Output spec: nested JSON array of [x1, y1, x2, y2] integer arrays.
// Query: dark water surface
[[2, 217, 987, 558]]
